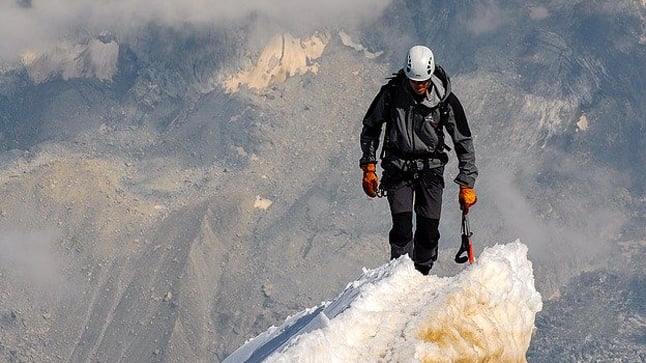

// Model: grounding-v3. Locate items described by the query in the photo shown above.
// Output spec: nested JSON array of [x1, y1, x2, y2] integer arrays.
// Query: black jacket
[[359, 66, 478, 187]]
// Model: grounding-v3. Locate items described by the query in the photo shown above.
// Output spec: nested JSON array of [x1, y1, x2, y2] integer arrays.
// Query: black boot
[[391, 241, 413, 260], [414, 262, 433, 275]]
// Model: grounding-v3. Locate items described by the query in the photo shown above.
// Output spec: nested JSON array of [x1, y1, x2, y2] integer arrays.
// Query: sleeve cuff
[[454, 174, 476, 188]]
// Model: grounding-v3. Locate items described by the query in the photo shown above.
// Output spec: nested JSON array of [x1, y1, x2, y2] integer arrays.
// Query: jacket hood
[[397, 64, 451, 108], [425, 64, 451, 108], [432, 64, 452, 103]]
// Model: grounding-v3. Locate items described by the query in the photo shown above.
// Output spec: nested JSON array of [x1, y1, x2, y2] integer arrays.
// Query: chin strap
[[455, 212, 475, 264]]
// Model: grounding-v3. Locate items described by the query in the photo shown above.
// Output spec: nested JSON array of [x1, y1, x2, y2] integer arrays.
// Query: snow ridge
[[224, 241, 542, 363]]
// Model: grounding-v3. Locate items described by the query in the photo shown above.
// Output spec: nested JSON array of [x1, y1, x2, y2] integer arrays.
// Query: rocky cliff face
[[0, 1, 644, 362]]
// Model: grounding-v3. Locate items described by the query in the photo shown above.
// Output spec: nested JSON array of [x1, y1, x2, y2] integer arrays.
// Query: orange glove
[[459, 186, 477, 214], [361, 163, 379, 198]]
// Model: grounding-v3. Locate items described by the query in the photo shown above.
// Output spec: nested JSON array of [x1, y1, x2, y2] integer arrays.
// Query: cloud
[[478, 151, 630, 284], [529, 5, 550, 20], [463, 0, 513, 35], [16, 0, 32, 8], [0, 229, 66, 296], [0, 0, 393, 61]]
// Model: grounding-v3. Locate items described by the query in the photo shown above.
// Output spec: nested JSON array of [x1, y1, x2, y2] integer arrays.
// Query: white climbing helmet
[[404, 45, 435, 81]]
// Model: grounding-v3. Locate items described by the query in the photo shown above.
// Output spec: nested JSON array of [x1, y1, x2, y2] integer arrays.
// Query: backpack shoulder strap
[[430, 64, 452, 125], [385, 69, 404, 103], [432, 64, 453, 152], [379, 69, 404, 160]]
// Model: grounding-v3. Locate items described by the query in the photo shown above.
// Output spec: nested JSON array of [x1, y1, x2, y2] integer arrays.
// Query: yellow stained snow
[[224, 33, 328, 93]]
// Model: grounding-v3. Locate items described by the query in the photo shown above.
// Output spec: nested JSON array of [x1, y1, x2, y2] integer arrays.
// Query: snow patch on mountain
[[223, 33, 328, 93], [20, 38, 118, 83], [338, 31, 383, 59], [254, 196, 273, 210]]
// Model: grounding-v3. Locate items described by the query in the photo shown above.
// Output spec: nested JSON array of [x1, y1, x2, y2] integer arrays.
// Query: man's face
[[408, 78, 430, 95]]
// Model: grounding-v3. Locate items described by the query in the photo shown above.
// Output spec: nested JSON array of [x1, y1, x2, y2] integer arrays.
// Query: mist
[[0, 0, 392, 62], [0, 229, 68, 298]]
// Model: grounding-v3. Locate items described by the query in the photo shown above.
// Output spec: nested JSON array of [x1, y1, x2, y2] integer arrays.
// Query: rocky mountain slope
[[0, 1, 644, 361]]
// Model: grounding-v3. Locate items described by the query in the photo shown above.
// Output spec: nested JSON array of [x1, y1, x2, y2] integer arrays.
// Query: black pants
[[383, 169, 444, 268]]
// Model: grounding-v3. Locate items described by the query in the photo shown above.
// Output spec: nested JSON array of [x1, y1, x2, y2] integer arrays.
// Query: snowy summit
[[223, 241, 543, 362]]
